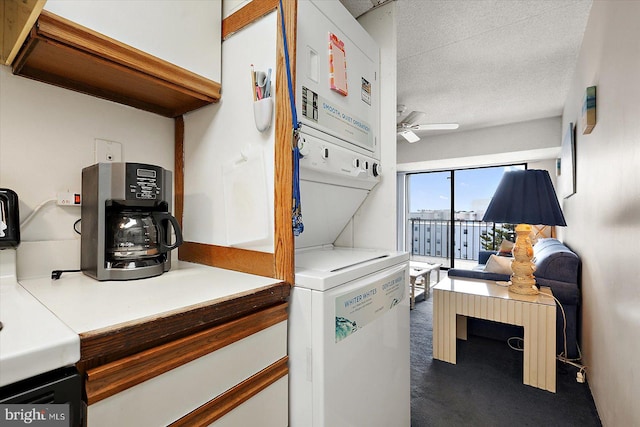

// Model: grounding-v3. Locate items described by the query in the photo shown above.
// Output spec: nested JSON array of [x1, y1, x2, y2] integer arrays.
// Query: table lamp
[[482, 169, 566, 295]]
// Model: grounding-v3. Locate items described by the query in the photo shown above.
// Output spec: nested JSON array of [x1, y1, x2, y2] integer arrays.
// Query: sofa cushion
[[478, 250, 496, 265], [447, 267, 509, 283], [533, 238, 580, 285], [484, 254, 512, 275], [447, 237, 581, 359], [498, 239, 515, 256]]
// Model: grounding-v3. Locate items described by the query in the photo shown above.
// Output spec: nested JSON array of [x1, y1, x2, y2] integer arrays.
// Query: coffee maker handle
[[153, 212, 184, 253]]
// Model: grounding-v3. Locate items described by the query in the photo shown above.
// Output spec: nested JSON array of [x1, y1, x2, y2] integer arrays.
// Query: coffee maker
[[81, 162, 183, 281]]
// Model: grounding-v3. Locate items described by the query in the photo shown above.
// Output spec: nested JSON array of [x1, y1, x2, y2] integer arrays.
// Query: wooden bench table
[[409, 262, 441, 309], [433, 276, 557, 392]]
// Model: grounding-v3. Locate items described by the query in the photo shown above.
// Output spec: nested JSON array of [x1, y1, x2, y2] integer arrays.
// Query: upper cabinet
[[7, 0, 222, 118], [1, 0, 46, 65], [43, 0, 221, 82]]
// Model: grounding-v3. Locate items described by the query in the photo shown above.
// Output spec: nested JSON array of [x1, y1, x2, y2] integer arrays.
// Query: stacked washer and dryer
[[288, 2, 410, 426]]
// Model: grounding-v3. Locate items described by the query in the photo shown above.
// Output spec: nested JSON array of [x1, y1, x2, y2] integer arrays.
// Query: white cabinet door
[[87, 321, 287, 426], [211, 376, 288, 427], [43, 0, 221, 82]]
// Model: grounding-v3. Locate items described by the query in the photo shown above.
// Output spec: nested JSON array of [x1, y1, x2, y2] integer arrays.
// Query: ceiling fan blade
[[413, 123, 459, 130], [398, 129, 420, 143]]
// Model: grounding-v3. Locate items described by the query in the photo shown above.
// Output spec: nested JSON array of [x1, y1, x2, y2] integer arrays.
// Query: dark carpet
[[410, 291, 602, 427]]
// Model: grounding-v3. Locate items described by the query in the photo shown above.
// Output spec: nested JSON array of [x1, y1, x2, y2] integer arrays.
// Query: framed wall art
[[560, 122, 576, 198], [582, 86, 596, 134]]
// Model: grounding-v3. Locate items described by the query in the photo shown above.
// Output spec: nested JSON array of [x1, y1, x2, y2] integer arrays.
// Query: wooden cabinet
[[1, 0, 45, 65], [42, 0, 221, 82], [12, 11, 220, 118], [19, 264, 291, 427], [176, 0, 297, 286], [83, 303, 289, 426]]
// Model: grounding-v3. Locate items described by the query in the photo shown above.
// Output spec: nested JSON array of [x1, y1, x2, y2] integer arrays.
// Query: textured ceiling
[[339, 0, 593, 139]]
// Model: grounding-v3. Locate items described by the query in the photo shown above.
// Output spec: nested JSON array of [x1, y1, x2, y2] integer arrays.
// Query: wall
[[44, 0, 221, 82], [223, 0, 251, 18], [395, 115, 561, 245], [560, 2, 640, 425], [182, 12, 276, 253], [397, 116, 561, 172], [335, 1, 398, 250], [0, 66, 174, 277]]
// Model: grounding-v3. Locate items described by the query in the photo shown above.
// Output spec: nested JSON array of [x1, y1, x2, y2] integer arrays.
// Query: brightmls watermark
[[0, 405, 69, 426]]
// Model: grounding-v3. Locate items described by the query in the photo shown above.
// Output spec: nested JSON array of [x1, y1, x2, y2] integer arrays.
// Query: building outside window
[[403, 164, 526, 269]]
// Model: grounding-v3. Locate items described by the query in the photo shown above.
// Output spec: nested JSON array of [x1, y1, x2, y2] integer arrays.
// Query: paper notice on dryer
[[301, 86, 373, 150], [335, 269, 405, 343]]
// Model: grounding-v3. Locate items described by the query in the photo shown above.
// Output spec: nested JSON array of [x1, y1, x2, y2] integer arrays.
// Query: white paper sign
[[335, 269, 405, 342]]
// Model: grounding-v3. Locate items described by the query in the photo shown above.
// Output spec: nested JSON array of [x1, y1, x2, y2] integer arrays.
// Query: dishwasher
[[0, 367, 82, 426]]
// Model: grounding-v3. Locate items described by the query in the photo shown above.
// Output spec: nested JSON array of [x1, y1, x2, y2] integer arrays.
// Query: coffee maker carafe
[[81, 163, 183, 281]]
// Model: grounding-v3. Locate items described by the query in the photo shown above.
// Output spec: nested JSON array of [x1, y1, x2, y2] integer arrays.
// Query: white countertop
[[2, 250, 281, 388], [434, 276, 555, 306], [19, 261, 281, 335], [1, 250, 80, 387]]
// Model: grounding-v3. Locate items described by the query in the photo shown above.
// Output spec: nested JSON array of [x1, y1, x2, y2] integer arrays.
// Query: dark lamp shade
[[482, 169, 567, 226]]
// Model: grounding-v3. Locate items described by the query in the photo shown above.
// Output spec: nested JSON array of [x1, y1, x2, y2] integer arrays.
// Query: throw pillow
[[484, 254, 512, 275], [498, 239, 515, 256]]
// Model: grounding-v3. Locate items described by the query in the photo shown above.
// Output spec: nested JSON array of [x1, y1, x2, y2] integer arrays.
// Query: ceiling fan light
[[399, 130, 420, 143]]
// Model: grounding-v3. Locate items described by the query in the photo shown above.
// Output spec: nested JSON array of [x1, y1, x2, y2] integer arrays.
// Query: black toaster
[[0, 188, 20, 248]]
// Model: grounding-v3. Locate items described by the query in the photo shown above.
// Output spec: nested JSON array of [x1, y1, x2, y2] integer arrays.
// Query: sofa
[[447, 238, 581, 359]]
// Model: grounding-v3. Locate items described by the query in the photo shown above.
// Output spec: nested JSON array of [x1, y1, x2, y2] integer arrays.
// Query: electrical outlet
[[95, 139, 123, 163], [57, 192, 81, 206]]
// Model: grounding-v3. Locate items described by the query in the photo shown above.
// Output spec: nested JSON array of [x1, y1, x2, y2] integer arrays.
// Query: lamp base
[[508, 282, 539, 295], [509, 224, 539, 295]]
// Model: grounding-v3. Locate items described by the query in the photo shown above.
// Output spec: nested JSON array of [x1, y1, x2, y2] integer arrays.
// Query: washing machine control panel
[[298, 132, 380, 189]]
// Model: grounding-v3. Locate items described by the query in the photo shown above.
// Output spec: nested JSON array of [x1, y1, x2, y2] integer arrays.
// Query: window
[[402, 164, 526, 268]]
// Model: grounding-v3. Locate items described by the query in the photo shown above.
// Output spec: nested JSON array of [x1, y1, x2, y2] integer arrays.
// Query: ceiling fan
[[396, 106, 459, 143]]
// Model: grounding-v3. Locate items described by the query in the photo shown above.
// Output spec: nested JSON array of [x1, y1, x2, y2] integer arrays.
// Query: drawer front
[[87, 320, 287, 426], [211, 376, 288, 427]]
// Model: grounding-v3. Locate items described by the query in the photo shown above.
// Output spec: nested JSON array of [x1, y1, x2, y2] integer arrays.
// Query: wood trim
[[174, 116, 185, 230], [1, 0, 46, 65], [85, 303, 288, 404], [177, 0, 296, 284], [36, 11, 220, 98], [273, 0, 297, 285], [12, 11, 220, 118], [221, 0, 279, 40], [170, 357, 288, 426], [178, 242, 276, 278], [77, 284, 289, 374]]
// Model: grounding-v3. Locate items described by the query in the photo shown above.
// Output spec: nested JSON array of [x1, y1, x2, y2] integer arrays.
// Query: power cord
[[21, 199, 83, 280], [505, 284, 588, 384], [51, 269, 81, 280], [20, 198, 56, 228], [19, 199, 82, 236], [507, 336, 524, 351]]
